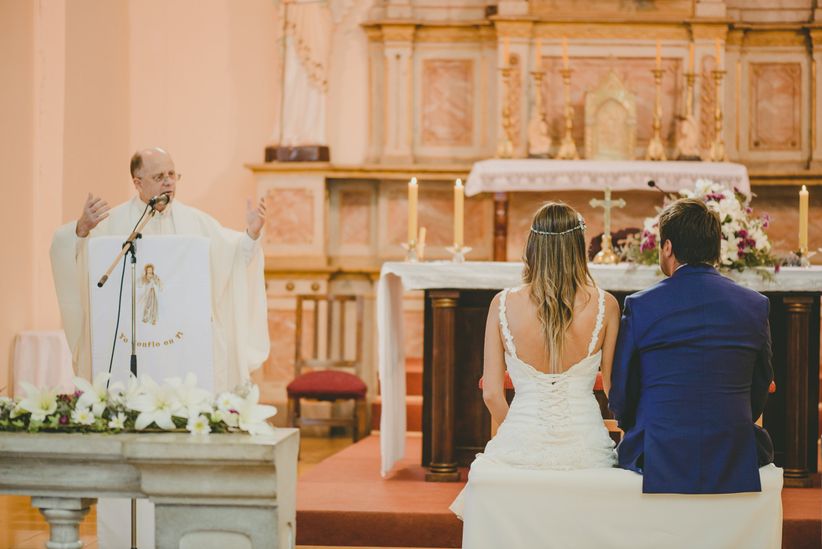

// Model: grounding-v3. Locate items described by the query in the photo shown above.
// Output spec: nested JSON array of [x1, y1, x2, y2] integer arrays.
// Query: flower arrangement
[[0, 373, 277, 436], [624, 179, 777, 272]]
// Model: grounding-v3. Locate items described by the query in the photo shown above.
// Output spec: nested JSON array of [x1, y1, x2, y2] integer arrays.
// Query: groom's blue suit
[[609, 264, 774, 494]]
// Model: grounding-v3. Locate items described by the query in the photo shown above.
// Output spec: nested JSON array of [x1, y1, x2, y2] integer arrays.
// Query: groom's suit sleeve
[[751, 306, 773, 421], [609, 296, 641, 431]]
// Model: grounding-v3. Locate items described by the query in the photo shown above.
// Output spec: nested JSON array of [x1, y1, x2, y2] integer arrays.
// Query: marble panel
[[541, 57, 682, 152], [386, 186, 488, 248], [752, 187, 822, 264], [749, 63, 802, 151], [421, 59, 474, 147], [265, 188, 314, 246], [340, 190, 372, 246], [264, 308, 316, 384]]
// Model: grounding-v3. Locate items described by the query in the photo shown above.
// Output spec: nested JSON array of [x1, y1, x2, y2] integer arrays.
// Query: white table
[[377, 262, 822, 479]]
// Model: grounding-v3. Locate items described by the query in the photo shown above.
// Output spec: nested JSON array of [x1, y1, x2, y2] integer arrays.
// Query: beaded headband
[[530, 213, 586, 236]]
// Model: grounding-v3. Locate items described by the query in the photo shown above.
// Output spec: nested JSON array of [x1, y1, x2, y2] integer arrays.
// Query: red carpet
[[296, 434, 822, 548]]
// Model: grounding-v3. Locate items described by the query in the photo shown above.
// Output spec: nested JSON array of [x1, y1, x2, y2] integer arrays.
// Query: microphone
[[148, 192, 171, 208]]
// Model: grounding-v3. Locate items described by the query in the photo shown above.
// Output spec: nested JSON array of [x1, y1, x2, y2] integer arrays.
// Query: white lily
[[167, 373, 212, 419], [71, 407, 95, 426], [73, 373, 120, 417], [108, 412, 127, 430], [215, 391, 241, 412], [235, 385, 277, 435], [17, 382, 58, 422], [186, 414, 211, 435], [128, 376, 180, 430]]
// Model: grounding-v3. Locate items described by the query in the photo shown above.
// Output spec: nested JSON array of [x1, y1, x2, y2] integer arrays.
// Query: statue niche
[[584, 71, 637, 160]]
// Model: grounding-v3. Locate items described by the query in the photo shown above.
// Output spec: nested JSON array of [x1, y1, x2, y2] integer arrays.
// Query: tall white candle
[[799, 185, 809, 253], [454, 179, 464, 248], [408, 177, 418, 243]]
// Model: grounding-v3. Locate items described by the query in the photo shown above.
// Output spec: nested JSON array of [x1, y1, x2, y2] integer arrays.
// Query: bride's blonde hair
[[522, 202, 594, 373]]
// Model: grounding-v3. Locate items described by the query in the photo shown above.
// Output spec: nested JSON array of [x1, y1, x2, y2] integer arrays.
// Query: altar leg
[[493, 192, 508, 261], [32, 496, 95, 549], [426, 290, 461, 482], [783, 295, 813, 487]]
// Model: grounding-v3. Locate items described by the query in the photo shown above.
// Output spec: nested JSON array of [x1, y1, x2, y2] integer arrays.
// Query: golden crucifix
[[589, 187, 626, 264]]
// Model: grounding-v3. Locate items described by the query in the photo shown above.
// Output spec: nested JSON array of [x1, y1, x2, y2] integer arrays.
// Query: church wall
[[126, 0, 281, 232], [0, 0, 36, 395]]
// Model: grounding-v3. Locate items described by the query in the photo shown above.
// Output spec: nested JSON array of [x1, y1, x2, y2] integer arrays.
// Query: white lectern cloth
[[453, 460, 782, 549], [88, 235, 213, 390], [88, 235, 213, 549]]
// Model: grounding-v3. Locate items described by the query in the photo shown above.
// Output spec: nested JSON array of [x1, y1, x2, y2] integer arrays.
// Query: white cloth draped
[[454, 460, 783, 549], [377, 261, 822, 476], [465, 159, 751, 197]]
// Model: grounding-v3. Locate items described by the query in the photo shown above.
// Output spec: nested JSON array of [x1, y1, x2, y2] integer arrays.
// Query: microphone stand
[[97, 203, 161, 549]]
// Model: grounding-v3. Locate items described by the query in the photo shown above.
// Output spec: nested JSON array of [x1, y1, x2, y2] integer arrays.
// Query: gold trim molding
[[535, 23, 689, 40], [381, 24, 416, 43], [494, 21, 533, 39], [415, 26, 489, 43], [741, 30, 807, 49]]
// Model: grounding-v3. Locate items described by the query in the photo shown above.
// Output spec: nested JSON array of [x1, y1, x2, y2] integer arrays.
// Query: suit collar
[[673, 263, 718, 276]]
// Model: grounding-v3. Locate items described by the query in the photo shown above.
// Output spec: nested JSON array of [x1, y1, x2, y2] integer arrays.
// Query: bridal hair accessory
[[530, 213, 586, 236]]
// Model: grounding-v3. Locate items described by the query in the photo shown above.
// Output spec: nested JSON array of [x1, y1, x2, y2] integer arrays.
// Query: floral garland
[[0, 373, 277, 436], [624, 179, 777, 273]]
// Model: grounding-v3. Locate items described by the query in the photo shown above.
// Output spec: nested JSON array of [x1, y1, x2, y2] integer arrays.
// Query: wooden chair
[[286, 295, 369, 442]]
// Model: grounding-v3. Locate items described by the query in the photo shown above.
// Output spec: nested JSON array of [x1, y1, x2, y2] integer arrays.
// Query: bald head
[[130, 147, 177, 209]]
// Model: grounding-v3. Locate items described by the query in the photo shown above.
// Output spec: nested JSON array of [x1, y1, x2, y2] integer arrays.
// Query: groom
[[609, 198, 774, 493]]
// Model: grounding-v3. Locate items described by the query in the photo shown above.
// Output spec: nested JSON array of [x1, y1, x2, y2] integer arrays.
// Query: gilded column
[[809, 29, 822, 169]]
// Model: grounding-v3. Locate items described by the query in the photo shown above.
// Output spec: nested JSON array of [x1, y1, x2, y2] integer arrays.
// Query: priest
[[50, 147, 270, 392]]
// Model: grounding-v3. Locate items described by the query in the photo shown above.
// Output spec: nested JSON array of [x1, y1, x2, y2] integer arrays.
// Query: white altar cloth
[[465, 159, 750, 197], [377, 261, 822, 476]]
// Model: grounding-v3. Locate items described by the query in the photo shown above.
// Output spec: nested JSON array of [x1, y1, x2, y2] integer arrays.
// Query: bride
[[452, 202, 620, 517]]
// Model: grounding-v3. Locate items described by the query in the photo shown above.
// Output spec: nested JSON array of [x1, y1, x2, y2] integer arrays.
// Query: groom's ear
[[661, 239, 674, 258]]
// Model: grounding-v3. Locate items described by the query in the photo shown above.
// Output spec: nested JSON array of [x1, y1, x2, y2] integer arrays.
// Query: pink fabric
[[12, 331, 74, 397]]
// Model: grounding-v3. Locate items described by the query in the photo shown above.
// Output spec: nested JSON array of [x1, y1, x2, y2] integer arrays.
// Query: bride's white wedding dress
[[450, 286, 615, 518], [478, 286, 617, 471]]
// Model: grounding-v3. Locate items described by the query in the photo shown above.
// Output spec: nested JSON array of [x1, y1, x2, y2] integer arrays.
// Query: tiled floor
[[0, 435, 354, 549]]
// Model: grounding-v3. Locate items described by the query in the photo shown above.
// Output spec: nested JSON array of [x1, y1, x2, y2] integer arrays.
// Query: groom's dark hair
[[658, 198, 721, 265]]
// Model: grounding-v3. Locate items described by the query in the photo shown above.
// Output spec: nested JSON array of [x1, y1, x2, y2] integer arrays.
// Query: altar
[[377, 262, 821, 488]]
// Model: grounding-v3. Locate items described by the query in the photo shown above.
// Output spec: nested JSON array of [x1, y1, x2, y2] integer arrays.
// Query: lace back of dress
[[499, 286, 605, 373]]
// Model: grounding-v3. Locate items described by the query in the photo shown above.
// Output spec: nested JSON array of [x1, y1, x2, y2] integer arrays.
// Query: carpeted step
[[371, 395, 422, 432]]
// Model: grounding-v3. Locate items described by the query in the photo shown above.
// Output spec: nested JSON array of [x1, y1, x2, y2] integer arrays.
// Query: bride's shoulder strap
[[498, 288, 517, 355], [586, 287, 607, 357]]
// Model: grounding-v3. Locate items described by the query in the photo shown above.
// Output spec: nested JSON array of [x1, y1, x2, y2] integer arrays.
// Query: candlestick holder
[[684, 72, 696, 116], [707, 69, 727, 162], [527, 70, 552, 157], [497, 66, 515, 158], [446, 244, 472, 263], [401, 240, 419, 263], [645, 68, 666, 161], [593, 234, 619, 265], [556, 68, 579, 160]]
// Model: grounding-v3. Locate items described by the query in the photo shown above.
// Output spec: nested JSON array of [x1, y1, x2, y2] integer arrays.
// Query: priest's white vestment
[[50, 196, 269, 392]]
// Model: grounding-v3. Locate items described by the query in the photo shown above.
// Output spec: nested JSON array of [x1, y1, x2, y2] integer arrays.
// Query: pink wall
[[0, 1, 36, 393], [0, 0, 281, 392]]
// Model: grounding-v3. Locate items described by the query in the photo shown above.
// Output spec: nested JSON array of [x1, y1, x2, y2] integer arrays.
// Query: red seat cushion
[[287, 370, 367, 400]]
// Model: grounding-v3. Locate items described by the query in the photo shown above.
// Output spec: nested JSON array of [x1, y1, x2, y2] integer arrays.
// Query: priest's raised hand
[[246, 197, 267, 240], [75, 193, 110, 238]]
